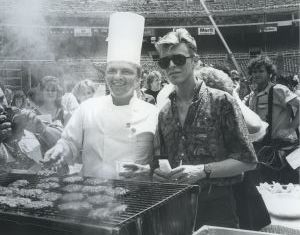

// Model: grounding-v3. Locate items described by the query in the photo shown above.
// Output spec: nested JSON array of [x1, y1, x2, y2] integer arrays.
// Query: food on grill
[[36, 182, 60, 190], [81, 186, 109, 194], [62, 176, 83, 184], [86, 194, 115, 206], [8, 180, 29, 188], [0, 196, 31, 208], [61, 184, 83, 193], [103, 187, 129, 197], [84, 178, 109, 186], [22, 200, 53, 209], [39, 177, 60, 183], [0, 186, 13, 196], [88, 203, 127, 220], [58, 201, 92, 212], [111, 187, 129, 197], [37, 192, 62, 202], [37, 169, 56, 177], [14, 188, 44, 199], [61, 193, 85, 202]]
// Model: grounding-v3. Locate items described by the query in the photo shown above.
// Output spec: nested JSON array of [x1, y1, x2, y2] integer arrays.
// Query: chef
[[43, 12, 158, 178]]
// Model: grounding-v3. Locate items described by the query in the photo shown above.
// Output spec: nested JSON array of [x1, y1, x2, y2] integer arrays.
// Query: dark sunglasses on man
[[158, 54, 192, 69]]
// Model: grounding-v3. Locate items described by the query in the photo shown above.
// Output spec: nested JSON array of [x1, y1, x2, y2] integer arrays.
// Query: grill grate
[[0, 173, 197, 231]]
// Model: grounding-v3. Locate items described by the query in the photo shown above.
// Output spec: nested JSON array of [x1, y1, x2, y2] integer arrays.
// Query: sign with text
[[198, 27, 215, 35], [260, 26, 277, 33], [74, 27, 92, 37]]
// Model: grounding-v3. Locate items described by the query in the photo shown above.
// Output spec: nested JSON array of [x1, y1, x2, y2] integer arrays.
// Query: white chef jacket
[[58, 95, 158, 178]]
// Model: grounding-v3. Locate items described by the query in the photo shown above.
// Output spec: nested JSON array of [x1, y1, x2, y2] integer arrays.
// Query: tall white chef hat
[[107, 12, 145, 66]]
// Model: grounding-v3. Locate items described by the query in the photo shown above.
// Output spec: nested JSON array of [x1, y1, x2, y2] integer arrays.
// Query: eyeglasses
[[158, 54, 192, 69]]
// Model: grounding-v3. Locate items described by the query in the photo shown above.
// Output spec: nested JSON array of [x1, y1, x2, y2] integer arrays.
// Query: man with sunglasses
[[152, 28, 257, 229]]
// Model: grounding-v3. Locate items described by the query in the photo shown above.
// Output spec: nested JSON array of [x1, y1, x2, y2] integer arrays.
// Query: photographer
[[0, 105, 62, 171]]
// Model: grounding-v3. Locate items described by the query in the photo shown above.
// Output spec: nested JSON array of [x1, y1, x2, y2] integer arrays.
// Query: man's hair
[[247, 55, 276, 76], [146, 71, 161, 89], [155, 28, 197, 56]]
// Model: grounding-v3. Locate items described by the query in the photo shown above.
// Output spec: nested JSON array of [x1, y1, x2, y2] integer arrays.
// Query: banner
[[259, 26, 277, 33], [198, 27, 215, 35], [74, 27, 92, 37]]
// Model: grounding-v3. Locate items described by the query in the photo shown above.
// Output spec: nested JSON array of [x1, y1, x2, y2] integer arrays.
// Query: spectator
[[144, 71, 162, 103], [245, 55, 300, 184], [11, 90, 26, 109]]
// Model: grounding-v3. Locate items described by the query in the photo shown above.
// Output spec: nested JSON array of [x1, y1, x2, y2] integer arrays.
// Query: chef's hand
[[0, 114, 12, 142], [42, 144, 69, 174], [22, 109, 46, 134], [152, 168, 171, 182], [119, 163, 150, 181], [168, 165, 206, 184]]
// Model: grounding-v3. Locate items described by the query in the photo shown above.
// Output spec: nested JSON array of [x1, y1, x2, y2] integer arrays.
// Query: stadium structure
[[0, 0, 299, 91]]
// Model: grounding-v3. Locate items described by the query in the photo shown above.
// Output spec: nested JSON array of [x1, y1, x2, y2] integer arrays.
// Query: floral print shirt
[[153, 81, 257, 187]]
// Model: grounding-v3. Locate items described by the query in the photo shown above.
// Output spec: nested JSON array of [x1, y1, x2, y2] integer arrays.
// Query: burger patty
[[0, 186, 13, 196], [39, 177, 60, 183], [0, 196, 32, 208], [37, 192, 62, 202], [86, 194, 115, 206], [8, 180, 29, 188], [62, 176, 83, 184], [36, 182, 60, 190], [81, 186, 109, 194], [103, 187, 129, 197], [61, 184, 83, 193], [22, 200, 53, 209], [58, 201, 92, 211], [14, 188, 44, 199], [61, 193, 85, 202], [84, 178, 109, 186]]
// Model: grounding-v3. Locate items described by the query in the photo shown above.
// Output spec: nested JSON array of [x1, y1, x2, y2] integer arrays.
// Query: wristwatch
[[204, 164, 212, 179]]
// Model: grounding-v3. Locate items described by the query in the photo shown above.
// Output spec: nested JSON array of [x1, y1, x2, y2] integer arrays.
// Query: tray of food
[[257, 182, 300, 219]]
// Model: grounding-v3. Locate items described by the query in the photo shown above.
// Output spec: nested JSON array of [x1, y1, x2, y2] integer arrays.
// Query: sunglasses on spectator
[[158, 54, 192, 69]]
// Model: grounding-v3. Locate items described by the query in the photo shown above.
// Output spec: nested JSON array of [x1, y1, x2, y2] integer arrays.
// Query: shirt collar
[[168, 81, 204, 103], [255, 82, 274, 97]]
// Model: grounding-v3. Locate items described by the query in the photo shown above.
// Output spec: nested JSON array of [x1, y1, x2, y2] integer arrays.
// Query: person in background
[[11, 90, 27, 109], [72, 79, 97, 104], [245, 55, 300, 184], [0, 87, 8, 107], [4, 88, 13, 106], [43, 12, 158, 179], [36, 76, 64, 125], [144, 71, 162, 103]]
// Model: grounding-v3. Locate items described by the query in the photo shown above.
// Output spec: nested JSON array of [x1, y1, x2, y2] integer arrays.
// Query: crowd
[[0, 12, 299, 233]]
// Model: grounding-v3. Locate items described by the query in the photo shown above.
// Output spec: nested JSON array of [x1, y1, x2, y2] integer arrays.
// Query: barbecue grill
[[0, 173, 199, 235]]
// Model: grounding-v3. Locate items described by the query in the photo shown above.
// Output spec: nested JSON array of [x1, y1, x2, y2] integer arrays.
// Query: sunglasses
[[158, 54, 192, 69]]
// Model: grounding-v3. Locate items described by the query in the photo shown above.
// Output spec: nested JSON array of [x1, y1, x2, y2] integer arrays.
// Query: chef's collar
[[109, 92, 139, 107]]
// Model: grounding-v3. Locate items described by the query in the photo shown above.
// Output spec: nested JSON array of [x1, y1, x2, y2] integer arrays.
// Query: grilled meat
[[0, 186, 13, 196], [61, 184, 83, 193], [22, 200, 53, 209], [61, 193, 85, 202], [62, 176, 83, 184], [81, 186, 109, 194], [102, 187, 129, 197], [14, 188, 44, 199], [8, 180, 29, 188], [36, 182, 60, 190], [39, 177, 60, 183], [0, 196, 31, 208], [37, 169, 56, 177], [84, 178, 109, 186], [37, 192, 62, 202], [88, 203, 127, 220], [58, 201, 92, 211], [86, 194, 115, 206]]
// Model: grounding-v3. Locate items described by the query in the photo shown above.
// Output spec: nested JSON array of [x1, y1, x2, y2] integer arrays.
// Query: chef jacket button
[[131, 128, 136, 133], [126, 123, 131, 128]]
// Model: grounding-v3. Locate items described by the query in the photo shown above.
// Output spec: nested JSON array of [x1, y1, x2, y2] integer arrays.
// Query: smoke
[[1, 0, 54, 60]]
